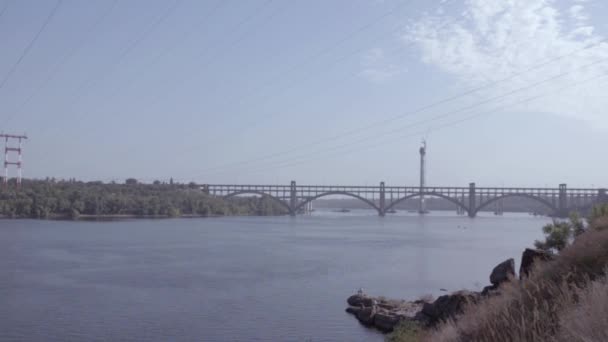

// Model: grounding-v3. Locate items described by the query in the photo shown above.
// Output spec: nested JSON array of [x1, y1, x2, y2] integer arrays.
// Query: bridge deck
[[202, 183, 606, 218]]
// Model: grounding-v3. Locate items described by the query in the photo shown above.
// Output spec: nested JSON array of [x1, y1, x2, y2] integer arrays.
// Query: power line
[[1, 0, 119, 127], [67, 0, 227, 122], [179, 1, 419, 148], [57, 64, 606, 183], [176, 41, 608, 178], [29, 0, 279, 169], [33, 0, 184, 137], [0, 0, 62, 90], [129, 0, 279, 111], [37, 0, 273, 139], [180, 9, 607, 154], [191, 56, 608, 178], [228, 71, 608, 178], [240, 0, 411, 97], [0, 0, 11, 21], [159, 0, 407, 110], [88, 0, 276, 123], [42, 0, 414, 159], [234, 36, 608, 136]]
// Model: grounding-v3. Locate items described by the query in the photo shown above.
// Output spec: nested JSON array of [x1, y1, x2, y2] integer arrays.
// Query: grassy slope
[[389, 216, 608, 342]]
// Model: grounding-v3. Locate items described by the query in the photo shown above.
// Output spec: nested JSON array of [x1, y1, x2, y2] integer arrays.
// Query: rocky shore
[[345, 248, 552, 333]]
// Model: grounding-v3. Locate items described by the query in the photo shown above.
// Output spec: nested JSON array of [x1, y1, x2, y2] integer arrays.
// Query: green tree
[[535, 208, 608, 253]]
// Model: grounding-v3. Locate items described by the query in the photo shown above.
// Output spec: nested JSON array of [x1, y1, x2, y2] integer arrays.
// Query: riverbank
[[0, 212, 287, 221], [347, 209, 608, 341], [0, 179, 289, 219], [345, 254, 533, 333]]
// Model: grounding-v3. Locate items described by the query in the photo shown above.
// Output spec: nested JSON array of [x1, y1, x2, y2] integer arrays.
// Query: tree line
[[0, 179, 288, 219]]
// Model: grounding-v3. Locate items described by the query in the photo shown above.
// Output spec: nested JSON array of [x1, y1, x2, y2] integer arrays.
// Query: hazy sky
[[1, 0, 607, 187]]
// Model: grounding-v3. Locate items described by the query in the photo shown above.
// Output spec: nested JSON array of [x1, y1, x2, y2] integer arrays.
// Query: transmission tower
[[419, 139, 427, 214], [1, 133, 28, 189]]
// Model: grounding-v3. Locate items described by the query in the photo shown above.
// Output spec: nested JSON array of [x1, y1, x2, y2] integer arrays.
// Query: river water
[[0, 210, 548, 342]]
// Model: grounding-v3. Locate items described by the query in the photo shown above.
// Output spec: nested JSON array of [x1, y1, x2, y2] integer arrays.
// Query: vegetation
[[534, 212, 585, 253], [389, 205, 608, 342], [386, 321, 425, 342], [0, 179, 288, 219], [534, 205, 608, 253]]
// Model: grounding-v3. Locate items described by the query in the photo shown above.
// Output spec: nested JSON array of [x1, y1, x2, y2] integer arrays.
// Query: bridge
[[202, 182, 608, 218]]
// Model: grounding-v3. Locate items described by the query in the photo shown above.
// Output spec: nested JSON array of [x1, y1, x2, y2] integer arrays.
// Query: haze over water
[[0, 211, 548, 341]]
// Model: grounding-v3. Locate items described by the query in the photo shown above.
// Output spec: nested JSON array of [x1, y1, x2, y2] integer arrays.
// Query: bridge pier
[[289, 180, 297, 217], [468, 182, 476, 218], [599, 189, 608, 202], [379, 181, 386, 216], [558, 183, 568, 218]]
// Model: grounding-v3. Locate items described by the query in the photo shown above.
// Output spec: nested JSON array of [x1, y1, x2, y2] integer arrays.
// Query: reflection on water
[[0, 212, 548, 341]]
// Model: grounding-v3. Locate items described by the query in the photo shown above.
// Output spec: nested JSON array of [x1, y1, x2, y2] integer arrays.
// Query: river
[[0, 210, 548, 341]]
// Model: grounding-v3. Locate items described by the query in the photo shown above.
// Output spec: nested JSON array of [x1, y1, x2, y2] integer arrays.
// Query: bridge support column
[[289, 181, 297, 216], [379, 181, 386, 216], [468, 183, 476, 218], [599, 188, 607, 200], [202, 184, 209, 195], [558, 184, 568, 218], [597, 189, 608, 209]]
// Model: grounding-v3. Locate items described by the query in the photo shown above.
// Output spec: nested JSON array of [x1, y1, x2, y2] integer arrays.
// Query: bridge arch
[[294, 191, 381, 215], [384, 192, 470, 215], [223, 191, 292, 214], [473, 193, 558, 216]]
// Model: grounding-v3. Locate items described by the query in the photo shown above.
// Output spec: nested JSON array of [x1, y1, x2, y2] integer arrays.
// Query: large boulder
[[519, 248, 553, 279], [347, 294, 374, 307], [420, 291, 479, 326], [373, 309, 401, 333], [355, 306, 376, 326], [490, 258, 515, 285]]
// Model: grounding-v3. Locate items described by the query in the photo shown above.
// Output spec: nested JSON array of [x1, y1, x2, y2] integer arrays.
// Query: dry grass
[[421, 228, 608, 342], [557, 274, 608, 342], [590, 215, 608, 231]]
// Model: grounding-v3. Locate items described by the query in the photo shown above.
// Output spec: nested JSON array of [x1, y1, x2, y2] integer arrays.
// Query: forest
[[0, 179, 288, 219]]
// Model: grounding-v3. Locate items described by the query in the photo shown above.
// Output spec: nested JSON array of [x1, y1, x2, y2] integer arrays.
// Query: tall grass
[[557, 274, 608, 342], [423, 228, 608, 342]]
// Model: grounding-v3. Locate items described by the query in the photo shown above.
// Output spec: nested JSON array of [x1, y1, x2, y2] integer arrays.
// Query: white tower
[[419, 140, 427, 214]]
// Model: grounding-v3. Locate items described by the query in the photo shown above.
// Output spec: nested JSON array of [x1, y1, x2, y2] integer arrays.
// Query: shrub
[[535, 208, 602, 253]]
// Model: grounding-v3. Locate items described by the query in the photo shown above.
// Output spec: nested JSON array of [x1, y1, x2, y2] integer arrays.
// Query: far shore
[[0, 213, 287, 221]]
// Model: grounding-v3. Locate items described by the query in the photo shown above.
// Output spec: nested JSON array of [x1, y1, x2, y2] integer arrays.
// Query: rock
[[345, 307, 361, 315], [355, 306, 376, 326], [420, 291, 479, 326], [519, 248, 553, 279], [481, 284, 499, 297], [490, 258, 515, 285], [347, 294, 374, 307], [373, 310, 401, 333], [377, 302, 397, 310], [346, 293, 426, 333], [414, 310, 431, 326]]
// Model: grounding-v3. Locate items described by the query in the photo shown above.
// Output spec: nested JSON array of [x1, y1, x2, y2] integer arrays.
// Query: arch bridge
[[203, 182, 607, 218]]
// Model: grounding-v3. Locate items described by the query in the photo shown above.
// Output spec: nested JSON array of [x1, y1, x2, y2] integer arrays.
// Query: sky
[[0, 0, 607, 187]]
